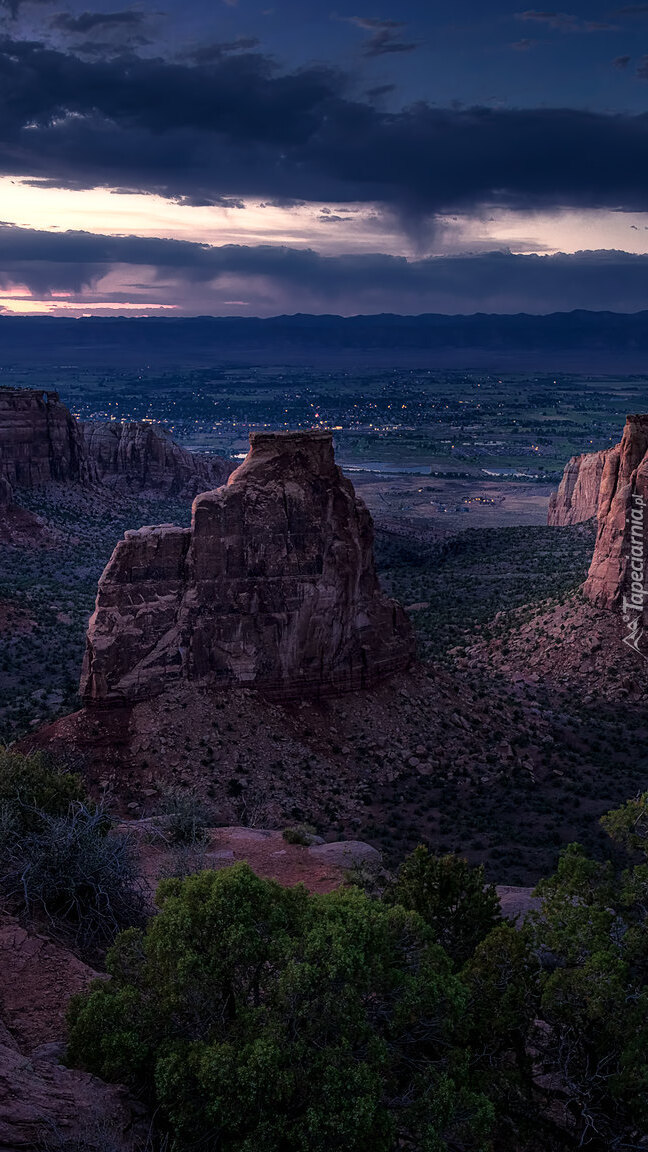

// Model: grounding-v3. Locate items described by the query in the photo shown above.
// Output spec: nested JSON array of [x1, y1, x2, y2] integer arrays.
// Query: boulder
[[0, 1041, 137, 1150], [307, 841, 382, 868], [81, 430, 414, 704]]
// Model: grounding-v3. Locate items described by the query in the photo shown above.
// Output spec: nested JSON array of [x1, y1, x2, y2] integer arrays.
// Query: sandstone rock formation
[[82, 420, 234, 496], [81, 430, 414, 704], [0, 386, 233, 505], [584, 414, 648, 613], [547, 447, 614, 526], [0, 387, 92, 489]]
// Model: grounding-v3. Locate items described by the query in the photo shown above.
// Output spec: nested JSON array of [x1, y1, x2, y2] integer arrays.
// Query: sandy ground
[[352, 474, 554, 532]]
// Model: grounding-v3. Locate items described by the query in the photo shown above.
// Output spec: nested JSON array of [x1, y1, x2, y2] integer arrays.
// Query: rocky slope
[[24, 663, 546, 828], [547, 447, 613, 526], [0, 916, 140, 1151], [0, 472, 53, 545], [82, 420, 234, 496], [81, 430, 414, 704], [27, 647, 648, 885], [462, 595, 645, 701]]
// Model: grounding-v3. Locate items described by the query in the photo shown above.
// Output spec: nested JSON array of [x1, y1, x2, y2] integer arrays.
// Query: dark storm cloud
[[4, 38, 648, 215], [0, 0, 51, 16], [343, 17, 418, 57], [614, 54, 631, 66], [515, 10, 617, 30], [365, 83, 395, 97], [50, 10, 148, 33], [184, 38, 261, 64], [4, 224, 648, 313]]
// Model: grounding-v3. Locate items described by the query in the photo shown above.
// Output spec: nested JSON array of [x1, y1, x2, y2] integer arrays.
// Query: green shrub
[[0, 749, 85, 833], [526, 816, 648, 1149], [69, 863, 493, 1152], [387, 846, 502, 967], [281, 822, 317, 846], [158, 788, 212, 845], [460, 924, 540, 1149]]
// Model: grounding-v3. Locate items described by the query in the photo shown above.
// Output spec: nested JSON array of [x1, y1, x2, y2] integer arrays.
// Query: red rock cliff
[[0, 387, 92, 488], [583, 414, 648, 612], [547, 447, 614, 526], [82, 420, 234, 496], [0, 387, 233, 501], [81, 430, 414, 703]]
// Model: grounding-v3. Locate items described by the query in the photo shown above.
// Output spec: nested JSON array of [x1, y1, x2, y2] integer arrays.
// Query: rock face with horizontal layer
[[583, 414, 648, 613], [82, 420, 234, 496], [0, 387, 233, 503], [81, 430, 414, 704], [0, 387, 92, 489], [547, 447, 614, 526]]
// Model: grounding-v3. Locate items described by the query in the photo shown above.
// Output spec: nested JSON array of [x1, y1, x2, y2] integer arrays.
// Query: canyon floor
[[4, 476, 646, 887]]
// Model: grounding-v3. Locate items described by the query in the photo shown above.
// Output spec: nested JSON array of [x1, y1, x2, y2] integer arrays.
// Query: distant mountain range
[[4, 311, 648, 370]]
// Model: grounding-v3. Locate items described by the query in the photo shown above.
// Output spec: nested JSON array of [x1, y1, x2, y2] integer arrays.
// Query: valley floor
[[3, 480, 646, 887]]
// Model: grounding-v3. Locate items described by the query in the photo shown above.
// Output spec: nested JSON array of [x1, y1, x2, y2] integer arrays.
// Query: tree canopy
[[69, 863, 494, 1152]]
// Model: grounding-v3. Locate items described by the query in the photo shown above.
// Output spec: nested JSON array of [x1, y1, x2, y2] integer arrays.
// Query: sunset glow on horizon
[[0, 1, 647, 315]]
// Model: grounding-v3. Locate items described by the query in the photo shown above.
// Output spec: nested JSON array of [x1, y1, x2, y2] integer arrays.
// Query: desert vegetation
[[3, 745, 648, 1149], [0, 750, 146, 956], [65, 790, 648, 1152], [376, 520, 597, 657]]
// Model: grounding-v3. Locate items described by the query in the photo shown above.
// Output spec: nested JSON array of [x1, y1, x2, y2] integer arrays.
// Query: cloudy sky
[[2, 0, 648, 314]]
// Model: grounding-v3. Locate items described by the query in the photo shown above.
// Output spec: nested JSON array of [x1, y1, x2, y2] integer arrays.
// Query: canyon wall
[[550, 417, 648, 630], [0, 387, 91, 489], [583, 414, 648, 613], [81, 430, 414, 704], [82, 421, 234, 496], [0, 386, 232, 501], [547, 448, 613, 526]]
